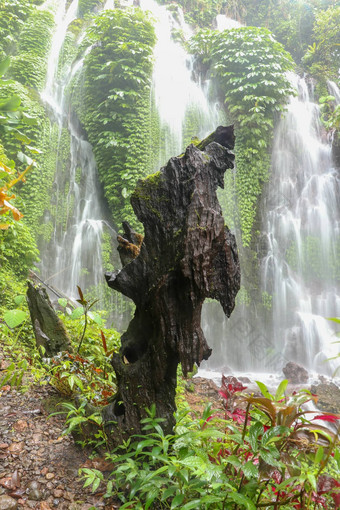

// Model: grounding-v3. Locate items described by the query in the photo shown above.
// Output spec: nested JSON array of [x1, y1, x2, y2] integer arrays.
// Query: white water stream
[[204, 75, 340, 379], [40, 0, 111, 301]]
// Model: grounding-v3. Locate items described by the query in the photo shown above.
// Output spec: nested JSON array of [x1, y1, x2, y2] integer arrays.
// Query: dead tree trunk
[[26, 281, 72, 356], [104, 126, 240, 436]]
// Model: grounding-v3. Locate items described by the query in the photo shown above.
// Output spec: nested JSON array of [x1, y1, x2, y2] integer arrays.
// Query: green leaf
[[3, 309, 28, 328], [161, 486, 177, 501], [228, 492, 256, 510], [171, 494, 185, 509], [26, 145, 43, 154], [0, 95, 21, 112], [259, 448, 281, 467], [307, 472, 317, 491], [58, 298, 68, 308], [243, 461, 258, 479], [248, 421, 263, 452], [315, 446, 324, 464], [0, 56, 11, 77], [275, 379, 288, 401], [261, 426, 289, 446], [70, 307, 84, 319], [14, 131, 31, 144], [92, 476, 101, 492], [255, 380, 273, 399], [181, 500, 202, 509], [17, 151, 35, 166], [13, 295, 25, 306]]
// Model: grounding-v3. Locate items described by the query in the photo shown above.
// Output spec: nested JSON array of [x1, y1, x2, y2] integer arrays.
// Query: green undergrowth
[[78, 378, 340, 509]]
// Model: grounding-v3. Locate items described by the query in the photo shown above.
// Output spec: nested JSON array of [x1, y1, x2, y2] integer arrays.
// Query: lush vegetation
[[189, 27, 295, 246], [70, 8, 156, 228], [0, 1, 339, 507]]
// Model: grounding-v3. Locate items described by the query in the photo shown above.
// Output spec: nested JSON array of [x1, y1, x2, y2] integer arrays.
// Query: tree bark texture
[[26, 281, 72, 356], [105, 126, 240, 435]]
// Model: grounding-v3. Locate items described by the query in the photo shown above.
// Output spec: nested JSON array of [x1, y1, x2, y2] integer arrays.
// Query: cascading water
[[204, 75, 340, 378], [39, 0, 224, 317], [39, 0, 114, 301], [140, 0, 225, 168], [261, 75, 340, 376]]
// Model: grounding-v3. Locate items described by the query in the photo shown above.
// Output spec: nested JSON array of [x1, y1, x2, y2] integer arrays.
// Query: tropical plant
[[69, 8, 156, 228], [80, 379, 340, 509]]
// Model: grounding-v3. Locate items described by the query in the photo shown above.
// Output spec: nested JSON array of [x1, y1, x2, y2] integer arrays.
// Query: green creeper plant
[[189, 27, 295, 246]]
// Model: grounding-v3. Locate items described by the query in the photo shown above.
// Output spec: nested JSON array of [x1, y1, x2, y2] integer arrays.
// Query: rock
[[45, 473, 54, 481], [310, 380, 340, 414], [39, 502, 52, 510], [27, 481, 43, 501], [0, 495, 18, 510], [13, 421, 27, 432], [7, 443, 24, 455], [282, 361, 309, 383], [26, 281, 72, 356]]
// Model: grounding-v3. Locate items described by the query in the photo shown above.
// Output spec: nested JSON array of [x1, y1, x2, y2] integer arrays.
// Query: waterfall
[[204, 76, 340, 378], [140, 0, 225, 169], [261, 75, 340, 376], [39, 0, 115, 303], [38, 0, 223, 317]]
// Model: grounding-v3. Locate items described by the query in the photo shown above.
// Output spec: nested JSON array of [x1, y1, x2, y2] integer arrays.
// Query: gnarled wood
[[26, 281, 72, 356], [105, 126, 240, 436]]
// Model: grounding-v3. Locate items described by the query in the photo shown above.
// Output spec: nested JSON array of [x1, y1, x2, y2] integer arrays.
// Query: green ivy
[[158, 0, 224, 28], [302, 6, 340, 85], [69, 8, 156, 228], [78, 0, 104, 18], [9, 10, 54, 90], [190, 27, 295, 246]]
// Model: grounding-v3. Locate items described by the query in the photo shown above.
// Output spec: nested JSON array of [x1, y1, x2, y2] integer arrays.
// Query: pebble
[[53, 490, 63, 498], [8, 443, 24, 455], [0, 495, 18, 510], [45, 473, 55, 480]]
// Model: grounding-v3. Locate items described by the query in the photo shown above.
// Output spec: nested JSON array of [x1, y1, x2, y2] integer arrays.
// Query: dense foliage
[[70, 8, 156, 228], [189, 27, 295, 246]]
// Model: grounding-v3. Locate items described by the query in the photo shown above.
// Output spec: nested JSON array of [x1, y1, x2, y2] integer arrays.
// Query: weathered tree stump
[[105, 126, 240, 436], [26, 281, 72, 356]]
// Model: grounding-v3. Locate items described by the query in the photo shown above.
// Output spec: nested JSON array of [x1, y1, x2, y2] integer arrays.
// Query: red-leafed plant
[[216, 375, 340, 509]]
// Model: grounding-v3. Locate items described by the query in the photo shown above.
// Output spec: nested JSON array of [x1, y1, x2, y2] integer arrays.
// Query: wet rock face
[[105, 126, 240, 436], [311, 380, 340, 414], [282, 361, 309, 383]]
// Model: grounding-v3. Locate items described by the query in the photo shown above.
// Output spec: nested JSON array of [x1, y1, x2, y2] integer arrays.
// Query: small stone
[[13, 420, 28, 432], [8, 443, 24, 455], [0, 495, 18, 509], [40, 467, 48, 476], [32, 434, 43, 444], [0, 445, 8, 450], [46, 483, 54, 490], [39, 502, 52, 510], [45, 473, 54, 481], [52, 490, 63, 499], [52, 499, 59, 507], [28, 488, 42, 502]]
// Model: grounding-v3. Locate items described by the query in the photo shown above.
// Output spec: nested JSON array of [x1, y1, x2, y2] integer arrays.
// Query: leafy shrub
[[80, 378, 340, 509]]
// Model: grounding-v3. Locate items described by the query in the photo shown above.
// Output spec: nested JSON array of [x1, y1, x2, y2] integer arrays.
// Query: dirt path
[[0, 375, 121, 510], [0, 346, 222, 510]]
